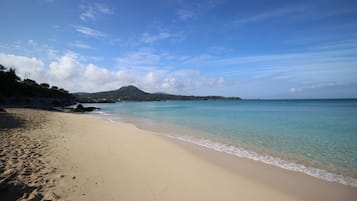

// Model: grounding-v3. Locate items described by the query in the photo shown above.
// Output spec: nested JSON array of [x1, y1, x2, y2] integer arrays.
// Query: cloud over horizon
[[0, 52, 227, 95]]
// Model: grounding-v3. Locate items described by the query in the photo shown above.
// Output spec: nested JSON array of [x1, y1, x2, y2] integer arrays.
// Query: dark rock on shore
[[73, 104, 100, 112]]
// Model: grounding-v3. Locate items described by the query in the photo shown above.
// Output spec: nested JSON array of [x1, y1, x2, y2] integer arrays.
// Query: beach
[[1, 108, 356, 201]]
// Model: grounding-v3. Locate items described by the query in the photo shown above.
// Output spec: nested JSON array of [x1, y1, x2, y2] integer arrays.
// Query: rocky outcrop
[[72, 104, 100, 112]]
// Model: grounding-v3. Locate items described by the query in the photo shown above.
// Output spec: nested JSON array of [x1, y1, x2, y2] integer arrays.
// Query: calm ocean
[[86, 99, 357, 187]]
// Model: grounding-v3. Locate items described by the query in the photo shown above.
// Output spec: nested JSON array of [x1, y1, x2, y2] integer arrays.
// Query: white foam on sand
[[166, 134, 357, 187]]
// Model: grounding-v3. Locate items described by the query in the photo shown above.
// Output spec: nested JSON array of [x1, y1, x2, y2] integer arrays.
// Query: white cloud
[[80, 3, 114, 21], [290, 82, 345, 93], [46, 53, 115, 92], [95, 3, 113, 14], [84, 64, 110, 82], [49, 53, 83, 80], [80, 8, 95, 21], [289, 87, 303, 93], [73, 25, 107, 38], [0, 53, 45, 81], [0, 51, 226, 94], [116, 48, 162, 67], [115, 49, 227, 94], [69, 41, 93, 49], [2, 35, 356, 98]]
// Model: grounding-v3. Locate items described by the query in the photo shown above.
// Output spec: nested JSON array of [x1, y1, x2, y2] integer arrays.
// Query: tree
[[23, 78, 38, 86], [8, 68, 20, 82], [40, 83, 50, 88], [0, 64, 5, 71], [51, 86, 58, 90], [0, 68, 20, 83]]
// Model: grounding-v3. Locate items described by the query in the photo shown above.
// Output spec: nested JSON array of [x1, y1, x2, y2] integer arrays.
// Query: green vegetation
[[0, 64, 76, 106], [75, 85, 241, 103], [40, 83, 50, 88]]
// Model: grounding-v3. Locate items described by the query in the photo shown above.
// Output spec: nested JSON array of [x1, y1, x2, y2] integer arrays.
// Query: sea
[[85, 99, 357, 187]]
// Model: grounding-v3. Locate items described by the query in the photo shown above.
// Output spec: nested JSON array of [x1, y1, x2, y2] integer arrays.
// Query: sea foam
[[166, 134, 357, 187]]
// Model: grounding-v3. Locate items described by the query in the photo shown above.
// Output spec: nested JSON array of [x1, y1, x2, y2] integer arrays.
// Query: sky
[[0, 0, 357, 99]]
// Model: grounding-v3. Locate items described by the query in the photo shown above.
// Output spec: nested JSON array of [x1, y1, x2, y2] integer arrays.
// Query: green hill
[[74, 85, 241, 103]]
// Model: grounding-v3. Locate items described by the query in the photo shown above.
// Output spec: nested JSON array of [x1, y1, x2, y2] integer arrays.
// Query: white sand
[[47, 111, 305, 201], [2, 109, 356, 201]]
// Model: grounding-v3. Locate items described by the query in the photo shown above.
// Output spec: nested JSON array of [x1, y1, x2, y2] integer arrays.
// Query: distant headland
[[74, 85, 241, 103]]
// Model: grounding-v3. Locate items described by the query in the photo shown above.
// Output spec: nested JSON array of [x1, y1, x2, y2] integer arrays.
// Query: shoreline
[[163, 134, 357, 187], [91, 111, 357, 200], [90, 110, 357, 188], [1, 108, 356, 200], [169, 137, 357, 201]]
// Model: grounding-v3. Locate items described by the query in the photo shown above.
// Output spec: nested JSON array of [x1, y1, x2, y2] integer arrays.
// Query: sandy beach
[[1, 108, 356, 201]]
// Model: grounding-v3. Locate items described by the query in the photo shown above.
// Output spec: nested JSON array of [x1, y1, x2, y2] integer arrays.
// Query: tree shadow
[[0, 111, 26, 131], [0, 181, 43, 201]]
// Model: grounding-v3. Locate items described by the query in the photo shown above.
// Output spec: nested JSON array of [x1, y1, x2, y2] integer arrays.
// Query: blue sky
[[0, 0, 356, 98]]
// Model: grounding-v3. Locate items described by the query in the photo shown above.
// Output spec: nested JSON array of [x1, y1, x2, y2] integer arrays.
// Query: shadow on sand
[[0, 110, 26, 131]]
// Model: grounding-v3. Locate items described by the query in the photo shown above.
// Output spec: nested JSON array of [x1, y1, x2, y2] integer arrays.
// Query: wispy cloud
[[289, 82, 346, 93], [80, 3, 114, 21], [176, 0, 222, 21], [181, 40, 357, 97], [177, 9, 195, 20], [73, 25, 107, 38], [140, 31, 184, 43], [0, 40, 56, 64], [234, 3, 357, 26], [234, 6, 306, 25], [115, 49, 226, 93], [184, 39, 357, 68], [116, 48, 164, 67], [69, 41, 93, 49]]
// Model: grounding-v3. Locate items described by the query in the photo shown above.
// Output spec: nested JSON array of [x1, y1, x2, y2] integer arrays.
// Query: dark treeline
[[0, 64, 76, 107]]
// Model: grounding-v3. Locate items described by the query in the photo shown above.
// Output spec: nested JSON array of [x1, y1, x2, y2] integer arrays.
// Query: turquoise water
[[86, 99, 357, 187]]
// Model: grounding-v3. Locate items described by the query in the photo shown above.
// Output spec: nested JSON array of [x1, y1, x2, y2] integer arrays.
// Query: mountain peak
[[118, 85, 140, 91], [117, 85, 146, 94]]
